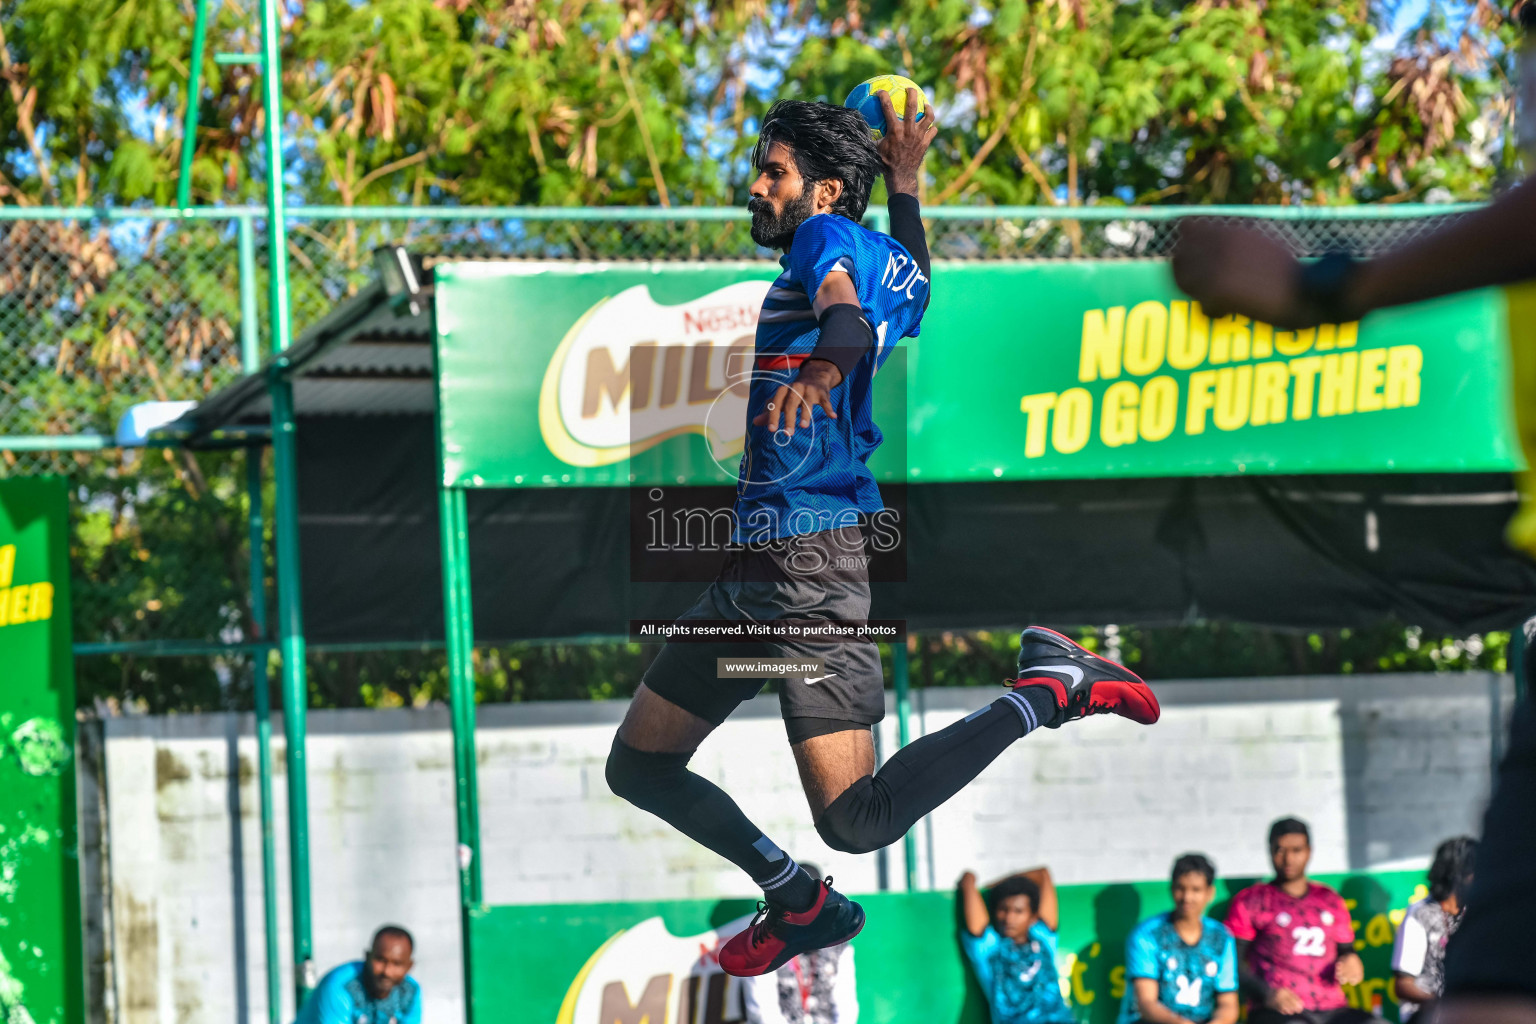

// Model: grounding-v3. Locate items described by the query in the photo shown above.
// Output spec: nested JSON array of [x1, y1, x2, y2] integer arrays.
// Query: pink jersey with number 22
[[1226, 881, 1355, 1011]]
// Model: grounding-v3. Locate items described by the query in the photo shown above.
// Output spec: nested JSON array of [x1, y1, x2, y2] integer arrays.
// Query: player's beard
[[749, 187, 817, 249]]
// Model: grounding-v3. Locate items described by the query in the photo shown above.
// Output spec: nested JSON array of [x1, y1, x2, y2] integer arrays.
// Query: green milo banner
[[0, 477, 81, 1024], [434, 260, 1518, 487], [472, 870, 1426, 1024]]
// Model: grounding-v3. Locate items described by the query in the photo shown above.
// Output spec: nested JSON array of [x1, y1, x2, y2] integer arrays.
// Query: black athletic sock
[[606, 738, 820, 911], [816, 688, 1055, 854]]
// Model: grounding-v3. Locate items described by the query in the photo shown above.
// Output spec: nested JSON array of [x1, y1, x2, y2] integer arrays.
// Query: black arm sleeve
[[886, 192, 930, 277], [1235, 939, 1270, 1004], [806, 303, 873, 382]]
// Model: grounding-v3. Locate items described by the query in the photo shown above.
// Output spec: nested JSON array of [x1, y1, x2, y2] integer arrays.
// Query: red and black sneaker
[[1010, 625, 1160, 726], [718, 878, 865, 977]]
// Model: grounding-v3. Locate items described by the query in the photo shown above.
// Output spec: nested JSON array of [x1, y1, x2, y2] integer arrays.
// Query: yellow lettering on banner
[[1318, 352, 1359, 417], [1071, 957, 1096, 1005], [1290, 356, 1323, 420], [1337, 321, 1359, 348], [1124, 301, 1168, 376], [1080, 308, 1125, 382], [1020, 392, 1057, 458], [0, 544, 13, 588], [1140, 376, 1179, 442], [0, 586, 8, 626], [1101, 381, 1140, 448], [1385, 345, 1423, 408], [1168, 302, 1209, 370], [1053, 388, 1093, 454], [1365, 913, 1394, 947], [1277, 328, 1312, 357], [1315, 324, 1338, 351], [1356, 348, 1387, 413], [27, 582, 52, 622], [9, 585, 29, 624], [1213, 365, 1253, 431], [1186, 370, 1218, 435], [1251, 322, 1274, 360], [1210, 315, 1251, 365], [1251, 361, 1290, 426], [1110, 965, 1126, 1000]]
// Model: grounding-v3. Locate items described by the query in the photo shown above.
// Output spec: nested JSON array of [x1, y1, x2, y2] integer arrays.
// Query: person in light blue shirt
[[958, 866, 1074, 1024], [295, 925, 421, 1024], [1118, 854, 1238, 1024]]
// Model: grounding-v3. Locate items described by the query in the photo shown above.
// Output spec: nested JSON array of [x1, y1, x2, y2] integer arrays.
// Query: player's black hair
[[1427, 836, 1477, 903], [1268, 817, 1310, 847], [1518, 0, 1536, 31], [1170, 852, 1216, 886], [371, 924, 414, 952], [752, 100, 883, 223], [986, 876, 1042, 917]]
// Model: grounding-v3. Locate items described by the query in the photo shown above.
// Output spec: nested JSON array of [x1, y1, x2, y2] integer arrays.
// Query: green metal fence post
[[246, 447, 282, 1024], [269, 377, 311, 1004], [176, 0, 209, 211], [238, 214, 260, 372], [438, 484, 483, 1023], [257, 0, 313, 1006], [890, 640, 918, 891]]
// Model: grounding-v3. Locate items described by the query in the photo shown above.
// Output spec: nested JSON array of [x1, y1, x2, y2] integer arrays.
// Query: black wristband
[[1296, 251, 1360, 324], [807, 303, 873, 382], [886, 192, 931, 278]]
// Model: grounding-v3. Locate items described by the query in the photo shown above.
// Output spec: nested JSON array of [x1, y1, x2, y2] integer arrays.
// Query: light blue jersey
[[960, 922, 1074, 1024], [1116, 915, 1237, 1024], [735, 213, 928, 541], [294, 962, 421, 1024]]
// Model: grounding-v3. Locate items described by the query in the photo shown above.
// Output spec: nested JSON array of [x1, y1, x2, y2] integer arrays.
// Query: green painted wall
[[0, 477, 81, 1024], [472, 869, 1425, 1024]]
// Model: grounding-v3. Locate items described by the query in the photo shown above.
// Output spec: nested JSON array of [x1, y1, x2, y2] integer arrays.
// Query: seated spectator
[[295, 925, 421, 1024], [1117, 853, 1239, 1024], [958, 865, 1074, 1024], [1392, 836, 1477, 1022], [1227, 818, 1369, 1024], [740, 863, 858, 1023]]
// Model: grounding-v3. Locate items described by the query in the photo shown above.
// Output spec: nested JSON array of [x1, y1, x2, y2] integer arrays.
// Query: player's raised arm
[[958, 870, 990, 937], [1171, 172, 1536, 329], [877, 88, 936, 282]]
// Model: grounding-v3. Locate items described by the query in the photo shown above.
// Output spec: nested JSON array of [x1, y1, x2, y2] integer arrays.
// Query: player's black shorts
[[641, 526, 885, 742]]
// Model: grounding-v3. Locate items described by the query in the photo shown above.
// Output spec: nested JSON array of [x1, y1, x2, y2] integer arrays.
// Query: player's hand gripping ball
[[844, 75, 928, 139]]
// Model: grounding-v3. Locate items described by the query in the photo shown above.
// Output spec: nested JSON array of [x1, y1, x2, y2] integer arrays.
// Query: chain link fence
[[0, 203, 1483, 691]]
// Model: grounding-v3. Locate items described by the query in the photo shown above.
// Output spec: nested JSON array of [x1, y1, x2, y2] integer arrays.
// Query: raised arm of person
[[1172, 176, 1536, 330], [1021, 866, 1058, 932], [876, 89, 934, 280], [958, 870, 990, 937]]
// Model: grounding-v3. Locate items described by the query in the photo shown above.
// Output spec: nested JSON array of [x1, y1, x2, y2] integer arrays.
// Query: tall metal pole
[[257, 0, 314, 1007], [176, 0, 209, 211], [238, 215, 260, 371], [246, 449, 283, 1024], [438, 484, 483, 1023], [240, 214, 282, 1024], [891, 641, 918, 891]]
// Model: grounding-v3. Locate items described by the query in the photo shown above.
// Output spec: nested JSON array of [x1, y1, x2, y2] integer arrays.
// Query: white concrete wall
[[92, 673, 1512, 1024]]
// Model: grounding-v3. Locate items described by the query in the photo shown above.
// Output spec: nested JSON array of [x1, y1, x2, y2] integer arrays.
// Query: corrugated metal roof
[[169, 272, 440, 444]]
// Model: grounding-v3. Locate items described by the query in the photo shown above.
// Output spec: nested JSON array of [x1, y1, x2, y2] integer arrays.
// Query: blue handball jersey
[[734, 213, 928, 542], [1115, 915, 1237, 1024]]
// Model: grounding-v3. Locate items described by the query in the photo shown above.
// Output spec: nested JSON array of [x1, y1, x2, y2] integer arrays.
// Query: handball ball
[[844, 75, 928, 140]]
